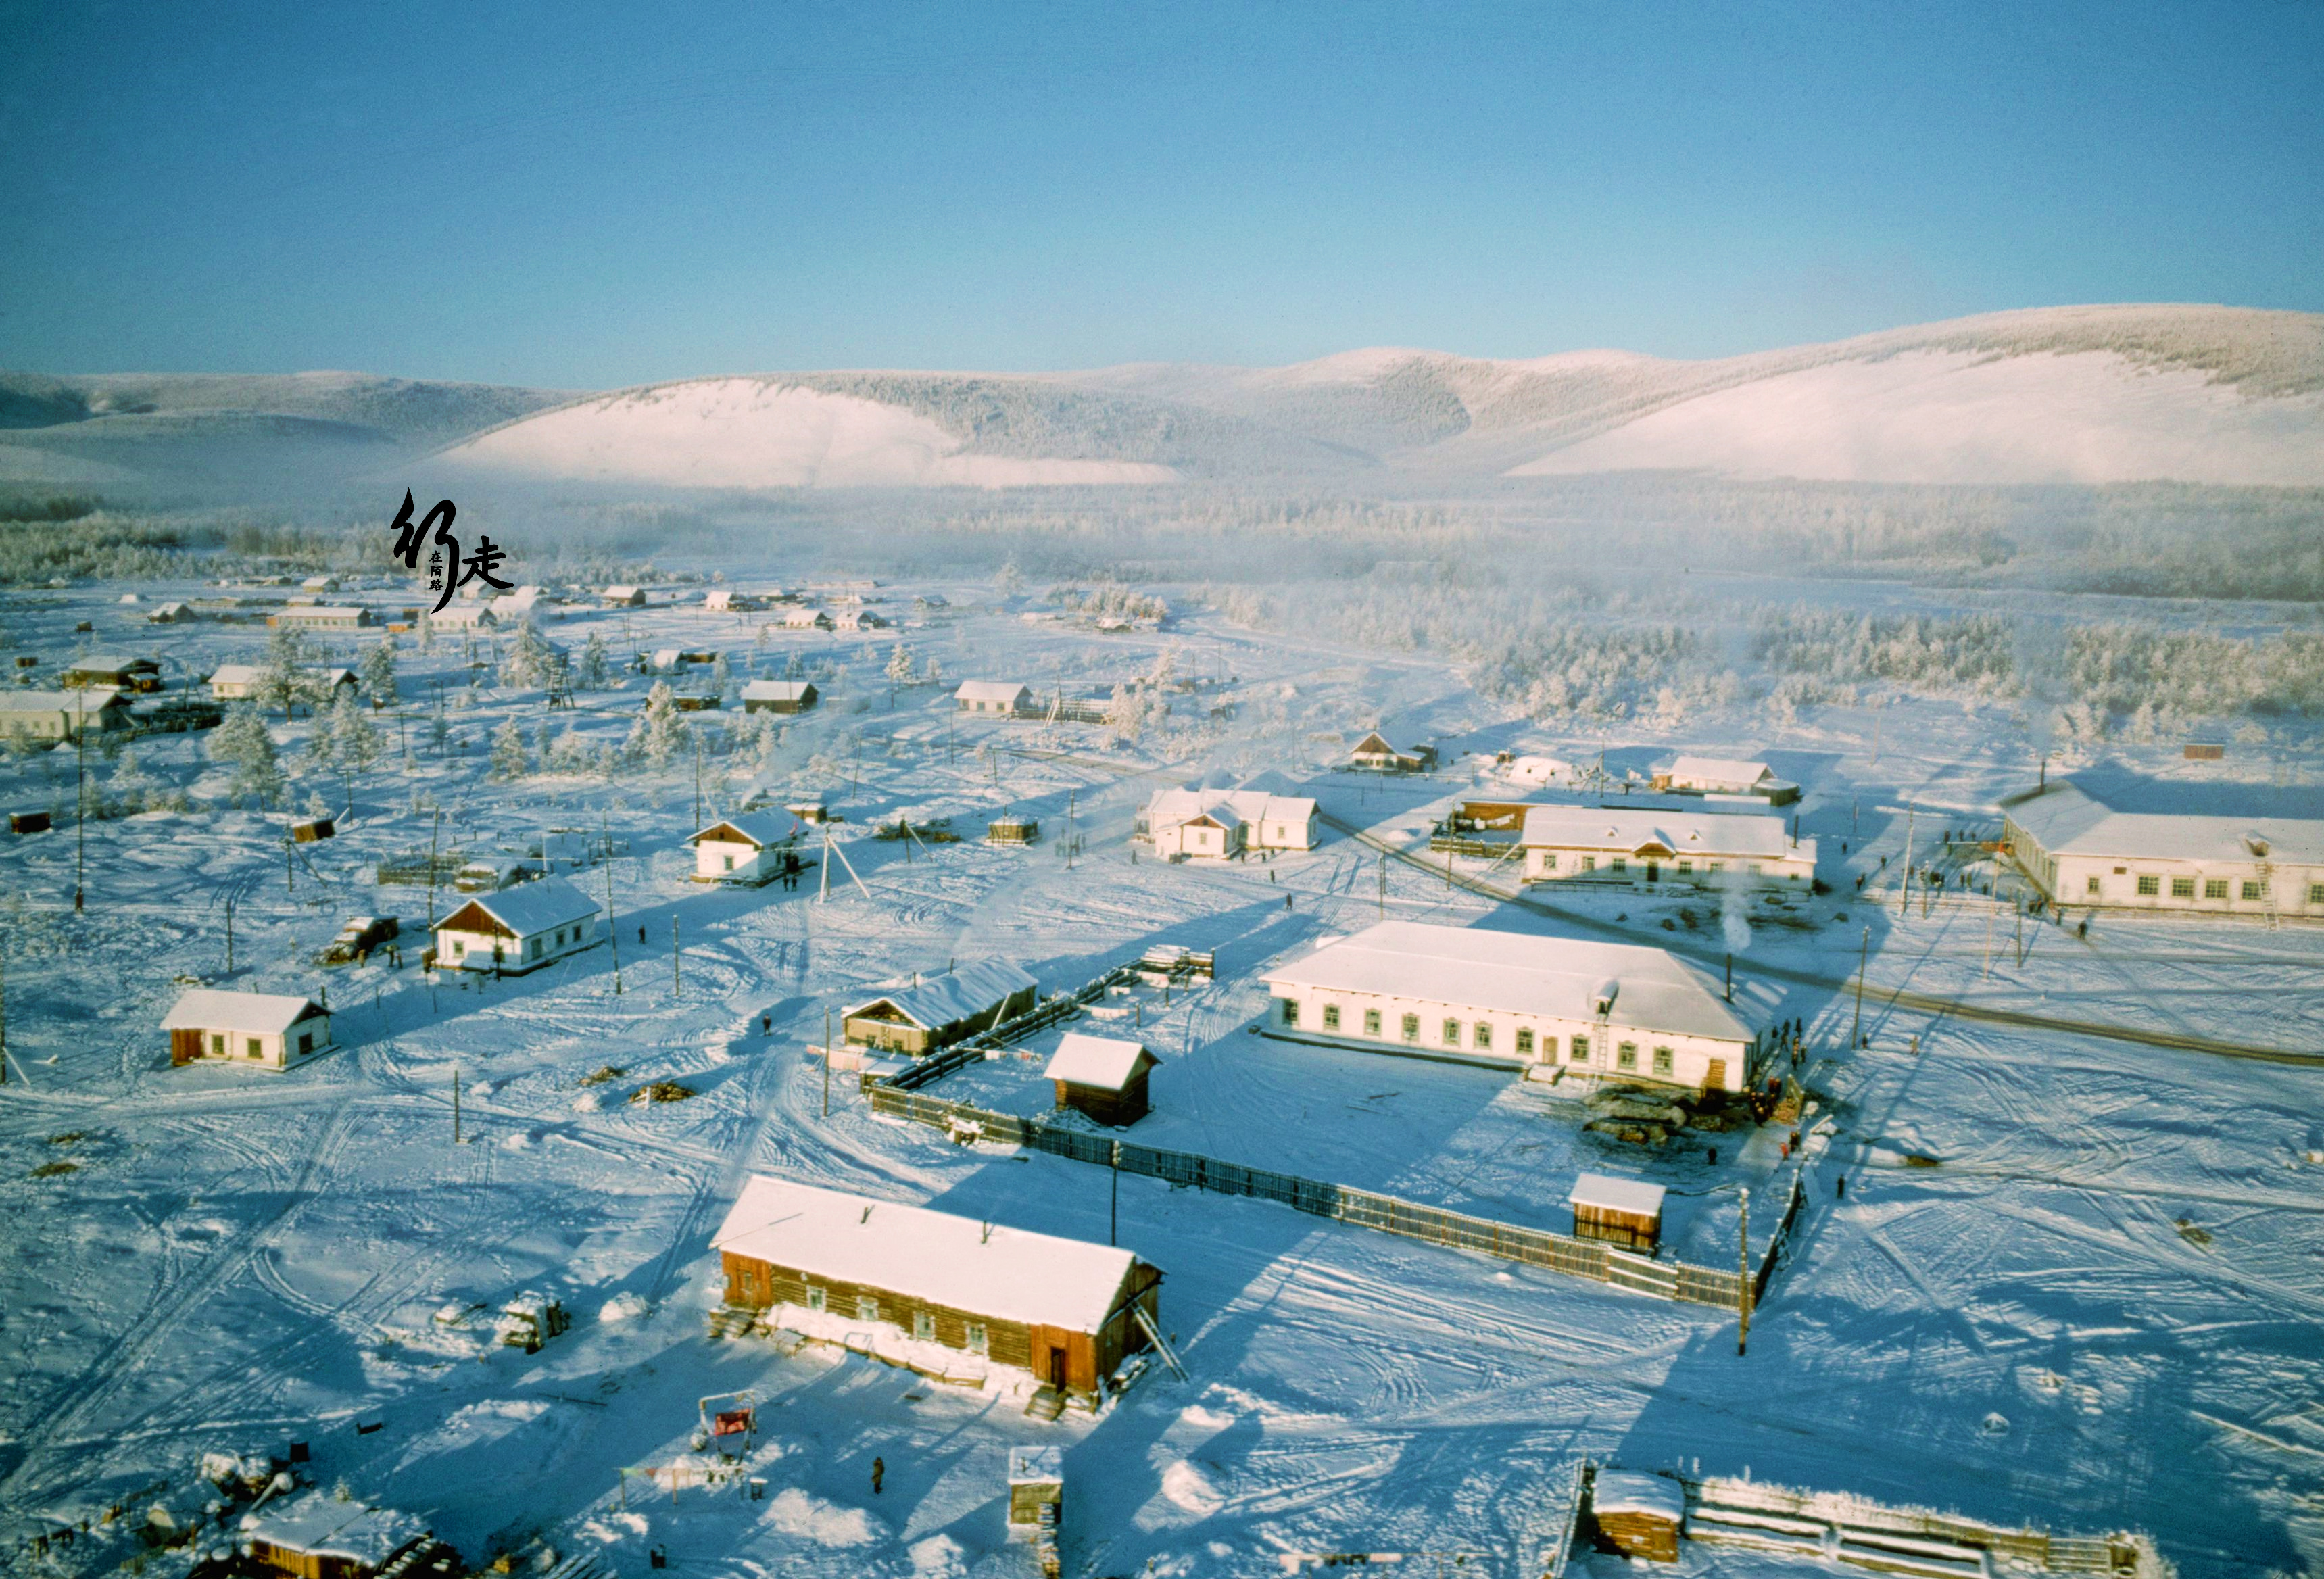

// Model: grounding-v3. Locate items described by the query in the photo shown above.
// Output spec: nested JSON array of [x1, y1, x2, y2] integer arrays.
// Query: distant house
[[1260, 919, 1756, 1092], [0, 690, 129, 740], [146, 601, 196, 624], [1349, 731, 1435, 773], [241, 1490, 454, 1579], [915, 593, 949, 610], [269, 605, 373, 631], [2002, 777, 2324, 920], [687, 812, 802, 883], [431, 876, 602, 975], [1653, 756, 1799, 804], [781, 607, 834, 631], [955, 681, 1032, 716], [1141, 785, 1317, 859], [602, 584, 648, 606], [59, 654, 161, 691], [163, 988, 333, 1070], [1520, 807, 1815, 888], [740, 679, 818, 714], [841, 961, 1040, 1056], [208, 664, 358, 704], [299, 575, 339, 593], [650, 648, 687, 673], [705, 588, 763, 612], [835, 608, 888, 631], [1046, 1033, 1159, 1127], [427, 604, 495, 631], [491, 585, 543, 620], [988, 815, 1039, 845], [712, 1174, 1163, 1401]]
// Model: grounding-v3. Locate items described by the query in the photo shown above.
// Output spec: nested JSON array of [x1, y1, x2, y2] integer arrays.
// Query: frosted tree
[[626, 681, 690, 769], [107, 745, 154, 814], [500, 622, 556, 689], [488, 716, 533, 781], [210, 703, 283, 805], [427, 711, 450, 755], [884, 643, 916, 687], [921, 656, 942, 685], [256, 625, 316, 718], [1104, 683, 1150, 743], [711, 651, 735, 700], [417, 610, 435, 652], [329, 689, 380, 775], [996, 560, 1023, 598], [577, 632, 610, 690], [360, 634, 400, 708]]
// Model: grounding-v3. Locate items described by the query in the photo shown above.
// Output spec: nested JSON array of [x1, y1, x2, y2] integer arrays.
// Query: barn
[[955, 680, 1032, 716], [2002, 775, 2324, 922], [431, 876, 602, 975], [841, 961, 1040, 1055], [1045, 1034, 1159, 1126], [163, 988, 334, 1069], [712, 1175, 1163, 1401], [1259, 919, 1756, 1092], [741, 679, 819, 714], [1520, 806, 1816, 889], [0, 691, 128, 740], [147, 600, 197, 624], [687, 812, 802, 883], [241, 1491, 452, 1579], [1652, 755, 1800, 804]]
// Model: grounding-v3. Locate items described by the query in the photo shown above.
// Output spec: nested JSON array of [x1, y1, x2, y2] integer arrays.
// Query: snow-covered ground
[[1, 570, 2319, 1579]]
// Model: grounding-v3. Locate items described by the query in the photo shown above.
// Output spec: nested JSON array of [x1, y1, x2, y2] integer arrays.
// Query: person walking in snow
[[871, 1456, 885, 1495]]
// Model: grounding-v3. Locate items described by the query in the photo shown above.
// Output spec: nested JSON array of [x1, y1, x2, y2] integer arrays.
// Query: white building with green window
[[1519, 806, 1814, 889], [2001, 779, 2324, 921], [1258, 920, 1756, 1094], [430, 876, 603, 975]]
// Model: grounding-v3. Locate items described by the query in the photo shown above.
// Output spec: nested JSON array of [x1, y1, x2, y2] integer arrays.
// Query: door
[[1049, 1346, 1068, 1388], [1645, 861, 1660, 883], [1705, 1058, 1726, 1092]]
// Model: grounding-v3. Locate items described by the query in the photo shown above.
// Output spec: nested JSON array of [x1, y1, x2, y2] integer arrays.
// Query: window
[[1541, 852, 1557, 870], [913, 1311, 936, 1342], [1707, 860, 1723, 875], [1278, 998, 1299, 1027], [857, 1296, 879, 1323], [806, 1286, 825, 1312], [1363, 1008, 1382, 1036], [1617, 1042, 1638, 1071], [1515, 1028, 1534, 1056], [1653, 1046, 1673, 1077], [2310, 883, 2324, 906], [1580, 856, 1596, 873], [2086, 875, 2101, 894], [1570, 1036, 1590, 1063], [2136, 875, 2159, 896], [2171, 877, 2195, 898], [1677, 860, 1693, 875], [1610, 857, 1627, 874], [965, 1322, 987, 1355], [2209, 879, 2231, 900], [1401, 1013, 1420, 1044], [1442, 1018, 1461, 1047], [1474, 1023, 1493, 1052], [529, 936, 543, 958], [210, 1033, 225, 1056], [2243, 881, 2265, 901], [452, 939, 466, 958], [723, 854, 735, 871], [298, 1031, 314, 1054], [1322, 1004, 1340, 1030], [247, 1038, 262, 1059]]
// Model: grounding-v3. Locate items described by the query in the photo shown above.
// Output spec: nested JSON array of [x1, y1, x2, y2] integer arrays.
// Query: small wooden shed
[[988, 815, 1039, 845], [291, 816, 336, 843], [1568, 1173, 1666, 1252], [1007, 1444, 1064, 1534], [1589, 1470, 1684, 1562], [1045, 1033, 1159, 1127], [10, 810, 51, 835]]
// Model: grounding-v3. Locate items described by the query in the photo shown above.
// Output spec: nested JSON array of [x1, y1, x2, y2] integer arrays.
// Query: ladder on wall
[[2257, 859, 2279, 929], [1132, 1305, 1188, 1380]]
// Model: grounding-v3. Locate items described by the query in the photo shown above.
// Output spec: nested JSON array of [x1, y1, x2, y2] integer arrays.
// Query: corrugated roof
[[443, 875, 600, 936], [712, 1175, 1144, 1332], [162, 988, 326, 1035], [1520, 806, 1798, 860], [2005, 779, 2324, 865], [689, 812, 799, 850], [1261, 921, 1751, 1044], [1568, 1172, 1667, 1217], [1045, 1033, 1156, 1091], [842, 960, 1038, 1029]]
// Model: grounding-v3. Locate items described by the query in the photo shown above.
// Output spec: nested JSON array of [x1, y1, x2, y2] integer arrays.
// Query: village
[[0, 564, 2317, 1579]]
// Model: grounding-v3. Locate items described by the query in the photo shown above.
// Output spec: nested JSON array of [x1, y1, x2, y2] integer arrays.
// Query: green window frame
[[2171, 877, 2195, 898], [913, 1311, 936, 1341], [1322, 1004, 1340, 1030], [965, 1322, 987, 1355], [1401, 1013, 1420, 1044], [856, 1296, 879, 1323], [2243, 880, 2265, 901], [1442, 1018, 1461, 1047], [2208, 879, 2231, 900], [806, 1287, 826, 1312], [2136, 875, 2159, 896], [1617, 1042, 1638, 1071], [1474, 1023, 1492, 1051], [1570, 1036, 1589, 1063], [1363, 1008, 1382, 1036], [1652, 1046, 1674, 1077], [1278, 998, 1299, 1027], [1515, 1028, 1534, 1056]]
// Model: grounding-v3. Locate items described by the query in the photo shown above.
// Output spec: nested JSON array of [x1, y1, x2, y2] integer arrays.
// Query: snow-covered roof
[[1044, 1033, 1156, 1091], [1666, 756, 1776, 786], [689, 812, 800, 850], [275, 606, 367, 619], [603, 584, 640, 598], [1568, 1172, 1668, 1218], [956, 680, 1030, 702], [1146, 786, 1316, 829], [1261, 921, 1752, 1044], [61, 653, 155, 674], [1592, 1470, 1684, 1521], [652, 648, 685, 666], [243, 1494, 427, 1565], [2003, 779, 2324, 865], [1007, 1444, 1062, 1484], [491, 585, 541, 613], [843, 960, 1038, 1029], [439, 875, 600, 937], [0, 690, 124, 713], [741, 679, 815, 702], [208, 664, 260, 685], [430, 604, 492, 625], [781, 607, 829, 625], [712, 1175, 1145, 1333], [162, 988, 326, 1035], [1520, 806, 1797, 860]]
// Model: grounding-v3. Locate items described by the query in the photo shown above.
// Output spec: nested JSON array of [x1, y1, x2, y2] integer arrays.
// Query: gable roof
[[689, 812, 800, 850], [163, 988, 326, 1035], [437, 875, 600, 937], [1568, 1171, 1667, 1217], [0, 689, 126, 714], [1045, 1033, 1157, 1091], [1666, 756, 1775, 785], [243, 1494, 427, 1566], [712, 1175, 1145, 1333], [1146, 786, 1316, 831], [1261, 920, 1751, 1043], [842, 959, 1038, 1029], [1519, 806, 1798, 860], [956, 680, 1030, 702], [1351, 731, 1399, 755], [2003, 779, 2324, 865], [741, 679, 815, 702], [61, 653, 157, 675], [274, 606, 367, 619]]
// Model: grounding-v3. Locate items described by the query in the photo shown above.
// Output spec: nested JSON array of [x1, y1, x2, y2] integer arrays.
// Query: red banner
[[712, 1409, 754, 1436]]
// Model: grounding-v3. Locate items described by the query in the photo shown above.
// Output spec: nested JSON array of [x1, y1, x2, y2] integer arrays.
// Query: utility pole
[[1897, 806, 1914, 918], [822, 1006, 832, 1118], [1851, 925, 1870, 1048], [1109, 1140, 1121, 1246], [1737, 1187, 1751, 1357], [603, 810, 623, 994], [426, 808, 443, 929], [73, 695, 86, 912], [1378, 852, 1387, 917], [2014, 900, 2024, 968], [672, 916, 681, 996], [284, 817, 294, 894], [225, 896, 235, 973], [452, 1062, 462, 1146], [692, 735, 702, 831]]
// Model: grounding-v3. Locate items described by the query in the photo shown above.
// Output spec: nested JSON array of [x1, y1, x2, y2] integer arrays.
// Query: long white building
[[1520, 806, 1814, 888], [1259, 920, 1757, 1093], [2002, 779, 2324, 921]]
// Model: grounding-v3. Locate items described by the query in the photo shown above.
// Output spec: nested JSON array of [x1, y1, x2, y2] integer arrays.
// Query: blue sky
[[1, 1, 2317, 387]]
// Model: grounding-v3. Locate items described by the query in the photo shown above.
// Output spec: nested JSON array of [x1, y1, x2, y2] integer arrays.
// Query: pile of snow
[[761, 1486, 881, 1547], [597, 1291, 649, 1323]]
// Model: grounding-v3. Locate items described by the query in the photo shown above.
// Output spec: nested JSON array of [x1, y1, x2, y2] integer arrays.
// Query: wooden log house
[[840, 961, 1039, 1056], [1044, 1033, 1159, 1127], [1589, 1470, 1685, 1562], [241, 1491, 449, 1579]]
